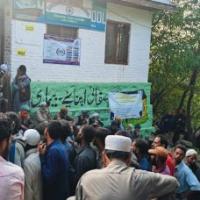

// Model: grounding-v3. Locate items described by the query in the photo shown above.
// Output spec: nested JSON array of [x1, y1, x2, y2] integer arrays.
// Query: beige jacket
[[24, 149, 42, 200], [75, 160, 179, 200]]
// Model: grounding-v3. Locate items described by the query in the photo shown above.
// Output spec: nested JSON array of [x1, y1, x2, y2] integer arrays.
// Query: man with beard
[[23, 129, 42, 200], [39, 120, 71, 200], [73, 125, 97, 187], [173, 144, 200, 200], [152, 135, 175, 175], [185, 149, 200, 182], [69, 135, 178, 200], [0, 115, 24, 200]]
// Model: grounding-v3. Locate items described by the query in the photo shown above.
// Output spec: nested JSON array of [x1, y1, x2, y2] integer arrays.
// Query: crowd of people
[[0, 64, 200, 200], [0, 105, 200, 200]]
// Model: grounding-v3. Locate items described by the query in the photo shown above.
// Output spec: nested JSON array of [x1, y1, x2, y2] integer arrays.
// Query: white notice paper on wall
[[108, 91, 143, 119]]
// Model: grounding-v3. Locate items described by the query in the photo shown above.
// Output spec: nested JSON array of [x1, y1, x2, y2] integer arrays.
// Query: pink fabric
[[160, 165, 171, 175], [0, 156, 24, 200]]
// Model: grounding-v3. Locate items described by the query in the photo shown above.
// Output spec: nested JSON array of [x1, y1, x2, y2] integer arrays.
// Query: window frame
[[105, 20, 130, 65], [46, 24, 78, 39]]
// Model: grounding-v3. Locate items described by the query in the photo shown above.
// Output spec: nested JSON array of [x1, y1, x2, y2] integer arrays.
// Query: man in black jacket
[[74, 125, 97, 187]]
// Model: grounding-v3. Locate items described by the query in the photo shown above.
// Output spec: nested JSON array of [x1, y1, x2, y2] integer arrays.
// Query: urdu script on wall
[[31, 82, 153, 136]]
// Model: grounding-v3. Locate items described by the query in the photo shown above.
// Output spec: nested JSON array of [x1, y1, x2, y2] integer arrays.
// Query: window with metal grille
[[105, 20, 130, 65], [47, 25, 78, 39]]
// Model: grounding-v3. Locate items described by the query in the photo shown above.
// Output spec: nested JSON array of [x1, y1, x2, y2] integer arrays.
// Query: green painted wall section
[[31, 82, 154, 136]]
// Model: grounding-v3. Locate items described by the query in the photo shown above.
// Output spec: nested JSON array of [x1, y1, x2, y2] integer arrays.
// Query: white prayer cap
[[0, 64, 8, 72], [23, 129, 40, 146], [40, 102, 47, 107], [91, 112, 99, 118], [186, 149, 198, 157], [105, 135, 132, 152], [67, 197, 75, 200]]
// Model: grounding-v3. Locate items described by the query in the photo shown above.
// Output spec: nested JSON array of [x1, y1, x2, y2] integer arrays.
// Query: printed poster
[[108, 91, 145, 119], [45, 0, 106, 31], [13, 0, 45, 22], [13, 0, 106, 31], [43, 34, 81, 65]]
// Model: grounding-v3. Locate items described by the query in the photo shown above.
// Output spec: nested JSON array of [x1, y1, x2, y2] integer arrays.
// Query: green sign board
[[31, 82, 153, 136]]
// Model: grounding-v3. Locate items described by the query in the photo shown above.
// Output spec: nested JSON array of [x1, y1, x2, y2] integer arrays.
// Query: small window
[[105, 21, 130, 65], [47, 25, 78, 39]]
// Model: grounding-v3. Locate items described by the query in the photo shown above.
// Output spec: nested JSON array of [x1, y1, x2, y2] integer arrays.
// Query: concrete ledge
[[108, 0, 176, 11]]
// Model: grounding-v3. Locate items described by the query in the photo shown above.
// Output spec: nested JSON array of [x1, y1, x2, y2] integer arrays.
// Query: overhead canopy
[[107, 0, 176, 11]]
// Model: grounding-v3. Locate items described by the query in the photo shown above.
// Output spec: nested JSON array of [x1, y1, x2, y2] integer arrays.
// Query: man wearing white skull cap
[[23, 129, 42, 200], [0, 64, 8, 72], [68, 135, 179, 200]]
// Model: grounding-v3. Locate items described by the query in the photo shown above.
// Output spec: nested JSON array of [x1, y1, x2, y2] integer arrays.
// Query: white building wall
[[10, 2, 152, 83]]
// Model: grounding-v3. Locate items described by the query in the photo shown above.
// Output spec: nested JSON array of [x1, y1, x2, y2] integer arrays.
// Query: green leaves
[[150, 0, 200, 126]]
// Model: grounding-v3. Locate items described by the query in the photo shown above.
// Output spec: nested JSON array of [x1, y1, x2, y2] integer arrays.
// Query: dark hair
[[95, 128, 111, 146], [46, 101, 51, 107], [81, 111, 89, 117], [157, 135, 168, 148], [18, 65, 26, 74], [157, 156, 167, 164], [6, 112, 21, 135], [111, 120, 120, 127], [0, 119, 11, 141], [82, 125, 96, 144], [35, 121, 48, 136], [60, 107, 68, 113], [135, 138, 149, 155], [175, 144, 187, 155], [59, 107, 68, 119], [109, 120, 120, 134], [47, 120, 62, 140], [115, 130, 131, 138], [59, 120, 71, 142], [105, 150, 131, 161]]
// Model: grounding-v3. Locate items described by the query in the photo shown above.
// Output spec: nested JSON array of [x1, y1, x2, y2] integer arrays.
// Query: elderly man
[[185, 149, 200, 182], [36, 102, 51, 124], [68, 135, 179, 200]]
